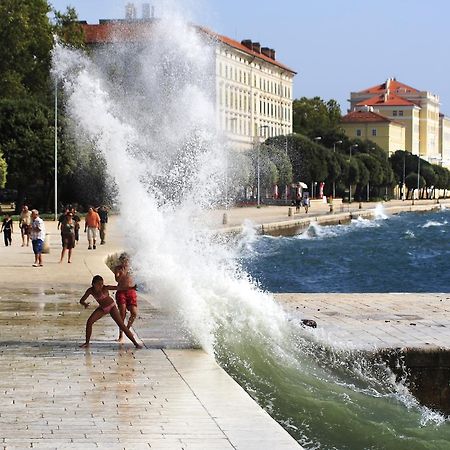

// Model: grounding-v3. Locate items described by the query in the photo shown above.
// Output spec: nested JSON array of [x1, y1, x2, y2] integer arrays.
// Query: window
[[356, 129, 362, 137], [399, 110, 403, 116], [372, 129, 377, 136], [393, 110, 397, 116]]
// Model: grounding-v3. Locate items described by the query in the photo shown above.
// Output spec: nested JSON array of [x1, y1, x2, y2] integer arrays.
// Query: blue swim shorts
[[32, 239, 43, 254]]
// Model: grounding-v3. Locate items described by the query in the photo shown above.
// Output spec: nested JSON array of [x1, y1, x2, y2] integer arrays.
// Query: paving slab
[[277, 292, 450, 350]]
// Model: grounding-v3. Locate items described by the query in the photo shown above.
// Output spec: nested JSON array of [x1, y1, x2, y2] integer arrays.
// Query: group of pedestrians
[[57, 205, 108, 263]]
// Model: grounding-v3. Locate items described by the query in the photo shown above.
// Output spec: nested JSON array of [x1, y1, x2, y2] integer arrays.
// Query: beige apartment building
[[346, 78, 449, 166], [214, 36, 295, 149], [81, 17, 295, 151]]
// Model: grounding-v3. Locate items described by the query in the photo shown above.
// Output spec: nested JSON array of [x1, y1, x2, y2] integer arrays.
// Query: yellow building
[[348, 78, 446, 164], [341, 109, 405, 155]]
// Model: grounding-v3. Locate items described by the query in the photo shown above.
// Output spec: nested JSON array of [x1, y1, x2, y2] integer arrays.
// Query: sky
[[50, 0, 450, 114]]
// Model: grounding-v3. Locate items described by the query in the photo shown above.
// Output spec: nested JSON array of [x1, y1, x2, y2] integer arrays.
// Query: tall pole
[[257, 146, 260, 207], [417, 154, 421, 199], [402, 151, 406, 200], [54, 78, 58, 222], [332, 140, 342, 199]]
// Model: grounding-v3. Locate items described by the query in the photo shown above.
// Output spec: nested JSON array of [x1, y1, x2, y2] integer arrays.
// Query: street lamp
[[417, 153, 421, 200], [332, 140, 342, 198], [349, 144, 358, 203], [257, 125, 269, 207], [54, 78, 58, 222], [311, 137, 321, 198]]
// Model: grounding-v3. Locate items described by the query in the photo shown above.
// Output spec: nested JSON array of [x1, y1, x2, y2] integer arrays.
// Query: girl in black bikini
[[79, 275, 142, 348]]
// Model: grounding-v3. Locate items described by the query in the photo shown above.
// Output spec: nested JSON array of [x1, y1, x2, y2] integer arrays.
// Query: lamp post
[[311, 137, 321, 198], [417, 153, 421, 200], [332, 140, 342, 198], [349, 144, 358, 203], [402, 150, 406, 201], [54, 78, 58, 222], [257, 125, 269, 207]]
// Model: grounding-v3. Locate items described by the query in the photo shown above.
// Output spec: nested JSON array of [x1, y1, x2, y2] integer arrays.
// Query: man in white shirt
[[30, 209, 46, 267]]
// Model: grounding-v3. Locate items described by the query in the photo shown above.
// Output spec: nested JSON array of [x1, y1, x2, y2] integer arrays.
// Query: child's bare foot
[[134, 343, 143, 349], [79, 342, 90, 348], [116, 336, 125, 343]]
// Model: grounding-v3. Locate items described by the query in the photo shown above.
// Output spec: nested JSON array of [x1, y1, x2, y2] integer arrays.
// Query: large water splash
[[52, 13, 288, 355]]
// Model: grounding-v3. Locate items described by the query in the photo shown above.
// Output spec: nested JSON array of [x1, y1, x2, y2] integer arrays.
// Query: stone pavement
[[277, 293, 450, 351], [0, 218, 301, 450]]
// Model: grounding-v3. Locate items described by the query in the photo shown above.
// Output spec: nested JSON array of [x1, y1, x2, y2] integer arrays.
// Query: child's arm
[[105, 284, 137, 291], [79, 288, 91, 308], [104, 285, 118, 291]]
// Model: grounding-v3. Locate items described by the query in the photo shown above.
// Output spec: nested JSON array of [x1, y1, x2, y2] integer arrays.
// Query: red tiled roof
[[201, 29, 296, 73], [341, 110, 404, 126], [358, 79, 420, 95], [356, 93, 417, 107], [80, 21, 296, 73]]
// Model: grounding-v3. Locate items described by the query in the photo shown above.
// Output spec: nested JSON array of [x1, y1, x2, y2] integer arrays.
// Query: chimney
[[269, 49, 276, 60], [252, 42, 261, 53], [261, 47, 271, 58], [241, 39, 253, 50], [125, 2, 137, 20], [142, 3, 150, 19]]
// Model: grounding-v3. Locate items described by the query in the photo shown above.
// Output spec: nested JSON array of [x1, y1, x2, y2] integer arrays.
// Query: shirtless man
[[114, 253, 138, 342]]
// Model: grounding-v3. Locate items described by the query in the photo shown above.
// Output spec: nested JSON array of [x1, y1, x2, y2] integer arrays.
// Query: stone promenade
[[0, 217, 301, 450]]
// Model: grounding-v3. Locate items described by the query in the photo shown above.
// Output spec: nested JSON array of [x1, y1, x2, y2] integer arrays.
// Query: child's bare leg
[[80, 307, 106, 347], [68, 248, 72, 263], [127, 305, 138, 330], [110, 307, 142, 348], [117, 303, 127, 341]]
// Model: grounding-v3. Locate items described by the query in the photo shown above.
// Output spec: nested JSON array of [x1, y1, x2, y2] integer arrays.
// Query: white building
[[212, 34, 296, 149], [81, 20, 296, 151]]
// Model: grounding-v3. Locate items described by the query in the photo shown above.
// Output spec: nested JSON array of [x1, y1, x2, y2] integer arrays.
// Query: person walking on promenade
[[114, 253, 138, 342], [60, 212, 76, 263], [30, 209, 45, 267], [78, 275, 142, 349], [19, 205, 31, 247], [97, 205, 108, 245], [302, 194, 310, 214], [1, 213, 13, 246], [84, 207, 101, 250], [71, 206, 81, 245], [295, 193, 301, 213]]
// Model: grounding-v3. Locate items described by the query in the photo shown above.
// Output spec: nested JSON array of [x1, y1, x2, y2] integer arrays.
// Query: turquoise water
[[218, 208, 450, 449]]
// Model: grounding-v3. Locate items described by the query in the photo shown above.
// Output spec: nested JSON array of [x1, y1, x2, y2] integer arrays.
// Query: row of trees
[[241, 96, 450, 202]]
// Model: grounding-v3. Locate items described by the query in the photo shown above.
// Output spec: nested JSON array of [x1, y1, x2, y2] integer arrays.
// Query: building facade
[[347, 78, 448, 166], [213, 36, 295, 149], [81, 20, 296, 151], [341, 109, 405, 155]]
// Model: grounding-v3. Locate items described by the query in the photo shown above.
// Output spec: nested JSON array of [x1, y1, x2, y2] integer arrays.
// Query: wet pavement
[[0, 218, 301, 449]]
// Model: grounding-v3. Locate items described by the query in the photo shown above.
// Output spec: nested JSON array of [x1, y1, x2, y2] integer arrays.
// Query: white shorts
[[87, 227, 98, 241]]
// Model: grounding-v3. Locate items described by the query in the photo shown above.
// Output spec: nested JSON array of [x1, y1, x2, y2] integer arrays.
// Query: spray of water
[[52, 8, 450, 448]]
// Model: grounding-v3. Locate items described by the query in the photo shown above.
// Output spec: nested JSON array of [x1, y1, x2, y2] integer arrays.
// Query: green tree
[[0, 98, 54, 208], [0, 0, 54, 100], [52, 7, 85, 48], [405, 173, 425, 199], [293, 97, 342, 139]]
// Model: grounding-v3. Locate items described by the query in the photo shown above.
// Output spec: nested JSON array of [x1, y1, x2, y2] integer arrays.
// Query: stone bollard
[[329, 203, 334, 213], [288, 207, 293, 217], [222, 212, 228, 225], [359, 202, 362, 209]]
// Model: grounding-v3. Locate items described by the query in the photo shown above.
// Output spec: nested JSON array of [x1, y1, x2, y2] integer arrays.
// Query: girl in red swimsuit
[[79, 275, 142, 348]]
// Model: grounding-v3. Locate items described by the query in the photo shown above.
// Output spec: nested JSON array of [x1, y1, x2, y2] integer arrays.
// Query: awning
[[298, 182, 308, 188]]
